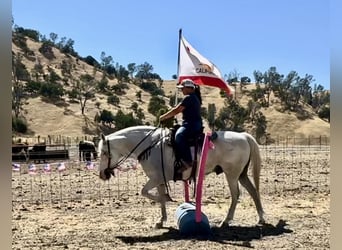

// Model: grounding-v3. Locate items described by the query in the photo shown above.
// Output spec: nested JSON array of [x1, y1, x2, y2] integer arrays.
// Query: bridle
[[103, 140, 114, 179], [102, 127, 159, 179]]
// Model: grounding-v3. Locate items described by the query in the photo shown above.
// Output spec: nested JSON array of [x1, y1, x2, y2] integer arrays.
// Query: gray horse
[[97, 125, 265, 228]]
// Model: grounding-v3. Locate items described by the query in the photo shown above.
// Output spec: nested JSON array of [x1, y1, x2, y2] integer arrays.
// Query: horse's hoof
[[257, 219, 266, 226], [155, 222, 163, 229], [219, 221, 231, 228], [164, 194, 173, 202]]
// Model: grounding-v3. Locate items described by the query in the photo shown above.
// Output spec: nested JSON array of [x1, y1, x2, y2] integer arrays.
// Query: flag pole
[[177, 28, 182, 81], [177, 29, 190, 199], [175, 28, 182, 107]]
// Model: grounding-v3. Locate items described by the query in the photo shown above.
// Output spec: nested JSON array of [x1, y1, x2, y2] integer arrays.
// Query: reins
[[104, 126, 159, 175], [159, 127, 172, 200], [103, 125, 172, 199]]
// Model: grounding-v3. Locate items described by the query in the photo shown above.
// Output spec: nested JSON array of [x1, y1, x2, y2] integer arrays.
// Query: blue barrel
[[175, 202, 211, 236]]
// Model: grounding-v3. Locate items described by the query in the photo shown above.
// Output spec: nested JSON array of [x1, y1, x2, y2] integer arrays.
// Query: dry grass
[[13, 37, 330, 141]]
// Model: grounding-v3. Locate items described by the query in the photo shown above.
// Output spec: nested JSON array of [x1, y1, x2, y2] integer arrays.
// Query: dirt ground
[[12, 145, 330, 249]]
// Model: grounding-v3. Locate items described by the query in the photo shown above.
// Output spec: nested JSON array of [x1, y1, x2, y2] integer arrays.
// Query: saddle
[[169, 124, 205, 181]]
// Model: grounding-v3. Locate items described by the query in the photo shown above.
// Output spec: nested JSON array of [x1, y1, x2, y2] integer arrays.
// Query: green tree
[[130, 102, 139, 113], [71, 73, 97, 115], [207, 103, 216, 130], [246, 100, 261, 123], [97, 76, 109, 93], [311, 84, 330, 118], [297, 74, 313, 105], [31, 59, 44, 81], [226, 69, 240, 99], [279, 71, 299, 109], [39, 41, 55, 60], [254, 111, 267, 144], [250, 83, 267, 106], [253, 70, 264, 84], [136, 62, 153, 80], [25, 81, 41, 94], [60, 38, 76, 55], [130, 102, 145, 121], [12, 53, 30, 118], [168, 94, 179, 107], [127, 63, 137, 79], [48, 69, 62, 83], [39, 82, 64, 99], [14, 26, 40, 41], [49, 32, 58, 44], [135, 108, 145, 121], [318, 106, 330, 122], [115, 63, 130, 83], [148, 96, 167, 116], [67, 88, 78, 101], [99, 109, 115, 127], [136, 90, 142, 101], [12, 53, 30, 82], [263, 66, 283, 106], [60, 59, 73, 77], [111, 83, 128, 95], [215, 99, 248, 131], [83, 55, 101, 68], [140, 81, 164, 96], [240, 76, 251, 92], [107, 94, 120, 106], [12, 116, 28, 133], [100, 51, 114, 76], [114, 110, 141, 130]]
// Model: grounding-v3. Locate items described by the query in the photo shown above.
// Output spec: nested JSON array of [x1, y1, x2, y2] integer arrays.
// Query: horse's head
[[98, 126, 159, 180], [97, 133, 123, 180]]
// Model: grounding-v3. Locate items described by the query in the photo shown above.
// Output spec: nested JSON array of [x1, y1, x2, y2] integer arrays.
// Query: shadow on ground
[[116, 219, 293, 247]]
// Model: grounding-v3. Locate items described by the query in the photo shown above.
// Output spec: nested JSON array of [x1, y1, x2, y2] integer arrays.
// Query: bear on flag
[[178, 30, 233, 95]]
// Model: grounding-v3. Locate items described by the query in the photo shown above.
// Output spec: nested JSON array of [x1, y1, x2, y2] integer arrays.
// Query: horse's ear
[[101, 133, 106, 141]]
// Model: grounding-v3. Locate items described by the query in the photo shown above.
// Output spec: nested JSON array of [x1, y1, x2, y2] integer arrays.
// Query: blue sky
[[12, 0, 330, 90]]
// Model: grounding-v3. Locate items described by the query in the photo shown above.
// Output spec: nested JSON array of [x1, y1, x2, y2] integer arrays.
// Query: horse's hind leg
[[239, 172, 265, 225], [221, 175, 240, 227]]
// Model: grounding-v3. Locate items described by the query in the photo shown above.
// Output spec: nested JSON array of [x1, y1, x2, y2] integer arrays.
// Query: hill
[[12, 35, 330, 143]]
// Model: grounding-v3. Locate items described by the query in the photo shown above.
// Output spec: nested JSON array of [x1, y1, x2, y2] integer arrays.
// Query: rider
[[159, 79, 203, 172]]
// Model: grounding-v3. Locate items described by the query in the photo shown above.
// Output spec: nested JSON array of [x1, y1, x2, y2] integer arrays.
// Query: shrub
[[25, 81, 41, 94], [99, 109, 115, 126], [107, 95, 120, 106], [140, 81, 164, 96], [148, 96, 167, 116], [39, 41, 55, 60], [39, 82, 64, 99], [12, 116, 28, 133]]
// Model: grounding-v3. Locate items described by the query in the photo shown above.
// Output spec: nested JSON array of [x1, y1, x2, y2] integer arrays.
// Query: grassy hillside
[[12, 36, 330, 143]]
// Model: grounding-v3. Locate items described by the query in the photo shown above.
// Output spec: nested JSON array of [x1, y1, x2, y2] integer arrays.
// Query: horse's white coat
[[98, 125, 265, 228]]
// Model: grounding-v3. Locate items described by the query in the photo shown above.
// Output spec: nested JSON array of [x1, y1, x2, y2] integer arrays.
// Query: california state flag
[[178, 35, 233, 95]]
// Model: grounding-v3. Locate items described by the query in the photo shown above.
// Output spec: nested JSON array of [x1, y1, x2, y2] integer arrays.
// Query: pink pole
[[195, 133, 210, 222]]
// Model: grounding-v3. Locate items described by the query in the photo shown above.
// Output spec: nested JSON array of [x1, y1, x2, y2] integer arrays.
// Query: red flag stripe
[[178, 75, 232, 95]]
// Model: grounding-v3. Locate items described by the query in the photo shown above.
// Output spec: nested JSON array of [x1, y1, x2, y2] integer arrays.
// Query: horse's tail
[[244, 133, 262, 193]]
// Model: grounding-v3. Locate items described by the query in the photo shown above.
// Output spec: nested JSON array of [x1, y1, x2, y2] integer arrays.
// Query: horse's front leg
[[141, 180, 168, 228], [154, 184, 171, 229]]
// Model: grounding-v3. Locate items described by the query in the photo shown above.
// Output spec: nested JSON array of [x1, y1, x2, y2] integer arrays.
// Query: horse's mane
[[97, 125, 158, 154], [106, 125, 157, 139], [81, 140, 94, 145]]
